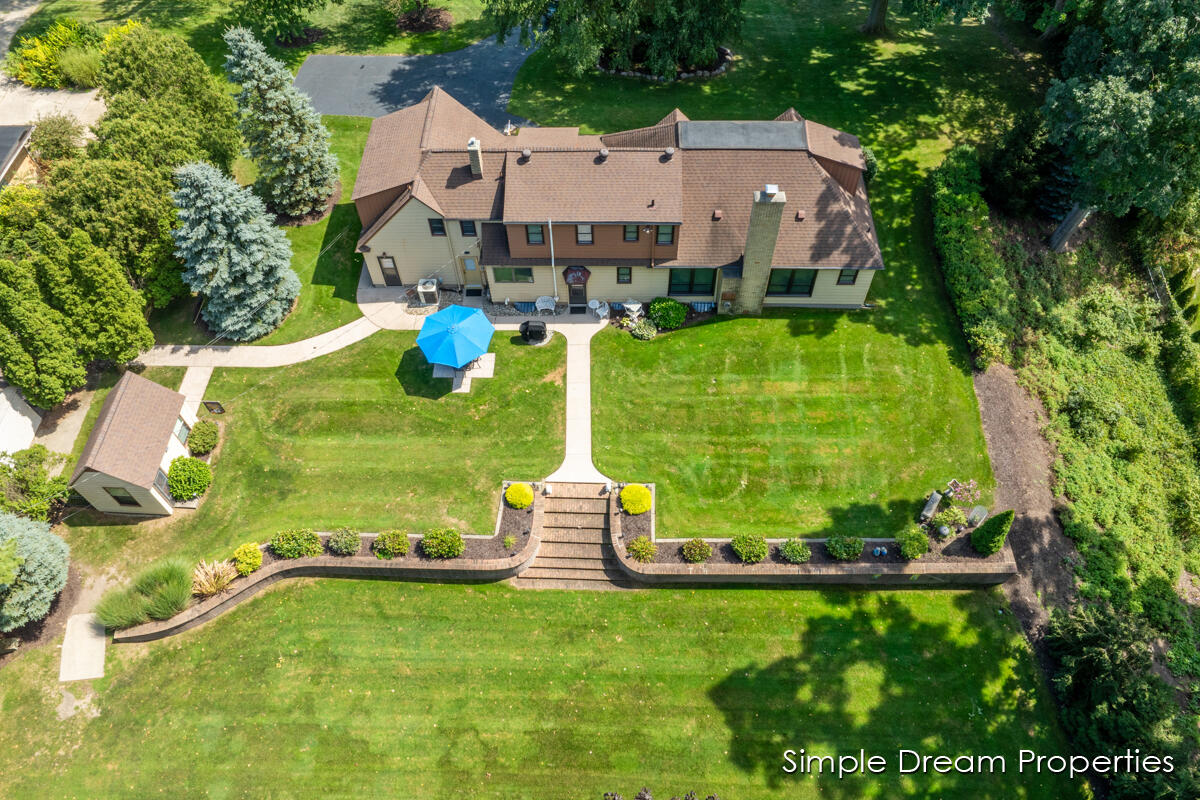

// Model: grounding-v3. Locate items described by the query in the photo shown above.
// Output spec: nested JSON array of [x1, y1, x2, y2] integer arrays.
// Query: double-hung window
[[836, 268, 859, 286], [576, 224, 593, 245], [428, 218, 447, 236], [667, 268, 715, 295], [154, 469, 169, 496], [173, 417, 190, 445], [493, 267, 534, 283], [617, 267, 632, 284], [460, 220, 477, 237], [526, 224, 544, 245], [767, 269, 818, 297], [624, 224, 640, 242], [656, 225, 675, 245]]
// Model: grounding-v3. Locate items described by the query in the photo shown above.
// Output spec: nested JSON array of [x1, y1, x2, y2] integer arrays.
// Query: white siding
[[761, 268, 875, 307], [363, 199, 478, 287]]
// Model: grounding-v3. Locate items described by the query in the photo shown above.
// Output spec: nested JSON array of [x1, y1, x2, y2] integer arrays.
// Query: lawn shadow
[[314, 203, 364, 303], [809, 497, 922, 539], [395, 346, 452, 398]]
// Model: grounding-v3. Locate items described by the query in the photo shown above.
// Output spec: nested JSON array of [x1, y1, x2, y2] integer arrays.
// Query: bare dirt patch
[[396, 6, 454, 32]]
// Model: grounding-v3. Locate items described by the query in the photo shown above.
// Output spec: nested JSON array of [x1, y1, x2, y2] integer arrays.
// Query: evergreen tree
[[0, 512, 68, 633], [172, 162, 300, 341], [223, 28, 338, 219], [89, 94, 219, 175]]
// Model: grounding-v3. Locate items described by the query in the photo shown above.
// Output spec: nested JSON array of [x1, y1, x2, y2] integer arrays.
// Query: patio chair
[[535, 296, 557, 315], [623, 300, 643, 321]]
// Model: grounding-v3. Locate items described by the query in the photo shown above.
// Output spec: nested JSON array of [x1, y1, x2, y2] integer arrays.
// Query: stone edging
[[114, 494, 546, 643], [608, 490, 1018, 586], [596, 47, 734, 83]]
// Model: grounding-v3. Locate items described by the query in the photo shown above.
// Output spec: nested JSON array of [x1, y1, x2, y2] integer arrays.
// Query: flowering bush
[[948, 479, 981, 505]]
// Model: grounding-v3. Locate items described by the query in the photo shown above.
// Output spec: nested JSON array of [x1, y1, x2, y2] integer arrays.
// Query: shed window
[[656, 225, 675, 245], [105, 486, 140, 507], [526, 224, 544, 245], [576, 224, 593, 245], [668, 268, 715, 295], [459, 220, 477, 237], [494, 267, 534, 283], [767, 269, 818, 297], [428, 218, 447, 236], [624, 224, 639, 242], [617, 266, 632, 284], [173, 417, 190, 445], [154, 469, 169, 496], [837, 268, 859, 286]]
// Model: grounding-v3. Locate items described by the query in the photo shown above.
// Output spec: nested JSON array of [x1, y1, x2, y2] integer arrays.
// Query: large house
[[352, 88, 882, 314]]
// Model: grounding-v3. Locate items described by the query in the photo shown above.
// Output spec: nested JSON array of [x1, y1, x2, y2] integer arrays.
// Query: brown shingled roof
[[69, 372, 185, 488], [597, 109, 686, 149], [503, 150, 683, 224], [804, 119, 866, 170]]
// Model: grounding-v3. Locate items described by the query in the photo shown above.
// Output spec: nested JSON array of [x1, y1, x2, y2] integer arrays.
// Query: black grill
[[519, 320, 547, 343]]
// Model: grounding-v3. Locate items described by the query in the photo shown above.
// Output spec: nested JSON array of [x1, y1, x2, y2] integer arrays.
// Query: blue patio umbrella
[[416, 305, 495, 369]]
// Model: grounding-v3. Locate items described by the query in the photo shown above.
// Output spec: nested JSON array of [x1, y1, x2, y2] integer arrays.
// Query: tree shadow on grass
[[313, 203, 364, 303], [809, 498, 922, 539], [708, 591, 1080, 798], [395, 347, 452, 398]]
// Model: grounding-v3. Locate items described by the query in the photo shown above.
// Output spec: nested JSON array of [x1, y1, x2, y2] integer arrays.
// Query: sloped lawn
[[0, 583, 1084, 799]]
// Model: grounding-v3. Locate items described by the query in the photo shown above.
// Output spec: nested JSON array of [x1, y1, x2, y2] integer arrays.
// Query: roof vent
[[598, 147, 609, 162], [795, 210, 806, 221], [521, 148, 531, 161], [712, 209, 723, 221], [765, 183, 780, 198], [664, 146, 675, 159]]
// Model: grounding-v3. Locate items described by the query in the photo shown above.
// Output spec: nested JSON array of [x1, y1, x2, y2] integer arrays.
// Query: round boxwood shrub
[[681, 537, 712, 563], [631, 318, 657, 340], [971, 509, 1015, 555], [731, 532, 768, 564], [373, 530, 410, 560], [233, 542, 262, 575], [627, 535, 657, 563], [270, 528, 321, 559], [0, 512, 69, 633], [826, 535, 864, 561], [187, 419, 219, 456], [422, 527, 464, 559], [896, 523, 930, 560], [327, 527, 362, 556], [648, 297, 687, 330], [620, 484, 652, 515], [505, 482, 534, 510], [779, 537, 812, 564], [167, 456, 212, 500]]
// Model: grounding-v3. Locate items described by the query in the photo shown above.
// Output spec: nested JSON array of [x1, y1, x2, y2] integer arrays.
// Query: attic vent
[[521, 148, 531, 160], [664, 146, 675, 159], [712, 209, 723, 221], [795, 210, 806, 221], [598, 147, 609, 162]]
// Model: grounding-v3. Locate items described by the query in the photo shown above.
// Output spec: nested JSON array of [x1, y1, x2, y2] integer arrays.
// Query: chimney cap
[[712, 209, 723, 220], [765, 183, 780, 196], [467, 136, 480, 147], [795, 209, 806, 221]]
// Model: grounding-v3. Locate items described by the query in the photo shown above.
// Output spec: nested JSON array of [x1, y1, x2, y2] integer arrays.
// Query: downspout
[[549, 218, 559, 301]]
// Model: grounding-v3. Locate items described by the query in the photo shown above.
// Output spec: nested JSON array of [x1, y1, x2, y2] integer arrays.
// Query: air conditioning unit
[[416, 279, 439, 306]]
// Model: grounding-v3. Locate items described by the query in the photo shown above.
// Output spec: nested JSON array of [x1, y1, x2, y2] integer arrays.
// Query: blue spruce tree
[[223, 27, 339, 219], [0, 512, 69, 633], [171, 162, 300, 341]]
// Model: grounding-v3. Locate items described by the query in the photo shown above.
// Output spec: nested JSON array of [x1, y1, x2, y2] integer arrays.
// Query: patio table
[[623, 301, 643, 320]]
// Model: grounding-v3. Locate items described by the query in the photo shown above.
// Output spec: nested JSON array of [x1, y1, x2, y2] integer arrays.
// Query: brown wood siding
[[813, 155, 862, 196], [355, 187, 405, 227], [505, 223, 680, 261]]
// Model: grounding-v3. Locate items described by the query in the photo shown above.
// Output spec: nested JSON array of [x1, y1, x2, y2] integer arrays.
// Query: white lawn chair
[[623, 300, 643, 321], [535, 296, 557, 315]]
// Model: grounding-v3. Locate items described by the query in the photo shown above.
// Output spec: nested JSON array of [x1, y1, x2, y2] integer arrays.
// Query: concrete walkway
[[178, 366, 213, 419], [58, 613, 105, 682], [545, 322, 609, 484], [138, 317, 379, 368], [294, 36, 533, 128]]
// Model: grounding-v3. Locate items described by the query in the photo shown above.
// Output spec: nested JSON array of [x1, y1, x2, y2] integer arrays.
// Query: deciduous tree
[[231, 0, 341, 45], [0, 446, 68, 522], [223, 27, 339, 219], [859, 0, 989, 37], [172, 162, 300, 341]]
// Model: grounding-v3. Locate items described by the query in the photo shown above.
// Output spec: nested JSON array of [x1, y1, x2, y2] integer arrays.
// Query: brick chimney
[[467, 137, 483, 177], [733, 184, 786, 314]]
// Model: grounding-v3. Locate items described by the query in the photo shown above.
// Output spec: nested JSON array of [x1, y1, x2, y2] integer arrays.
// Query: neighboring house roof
[[353, 88, 881, 270], [0, 381, 42, 455], [69, 372, 185, 488], [0, 125, 32, 181]]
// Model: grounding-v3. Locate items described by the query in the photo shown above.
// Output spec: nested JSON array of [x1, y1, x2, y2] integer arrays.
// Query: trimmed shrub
[[630, 318, 657, 340], [167, 456, 212, 500], [504, 482, 534, 510], [778, 537, 812, 564], [930, 507, 968, 529], [503, 534, 516, 550], [233, 543, 262, 575], [29, 113, 83, 164], [192, 559, 236, 596], [681, 537, 712, 563], [971, 510, 1014, 556], [372, 530, 410, 560], [731, 532, 768, 564], [620, 484, 652, 515], [826, 535, 863, 561], [132, 560, 192, 620], [270, 528, 321, 559], [627, 535, 657, 563], [95, 586, 149, 629], [0, 512, 69, 633], [58, 45, 101, 88], [6, 18, 101, 89], [421, 527, 464, 559], [648, 297, 687, 330], [187, 419, 219, 456], [896, 523, 930, 560], [327, 527, 361, 556], [862, 146, 879, 185]]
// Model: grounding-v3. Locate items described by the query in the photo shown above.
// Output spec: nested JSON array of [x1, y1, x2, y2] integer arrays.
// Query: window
[[837, 268, 859, 286], [493, 267, 534, 283], [656, 225, 675, 245], [767, 268, 818, 296], [459, 220, 477, 237], [668, 268, 716, 295], [617, 266, 632, 284], [624, 224, 640, 242], [463, 257, 477, 272], [154, 469, 169, 496], [104, 486, 140, 507], [173, 417, 190, 445], [576, 224, 593, 245], [526, 224, 544, 245], [428, 218, 446, 236]]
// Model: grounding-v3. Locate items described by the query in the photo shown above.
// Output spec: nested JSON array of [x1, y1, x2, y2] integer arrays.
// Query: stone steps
[[544, 511, 608, 529], [538, 541, 606, 559], [543, 497, 607, 514], [539, 527, 607, 544], [519, 565, 621, 582], [530, 556, 619, 571], [542, 482, 609, 500], [514, 484, 627, 590]]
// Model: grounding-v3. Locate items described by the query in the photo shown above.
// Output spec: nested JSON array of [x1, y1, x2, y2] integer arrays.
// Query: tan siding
[[363, 198, 464, 287], [73, 471, 173, 516], [761, 268, 874, 307], [487, 266, 558, 302]]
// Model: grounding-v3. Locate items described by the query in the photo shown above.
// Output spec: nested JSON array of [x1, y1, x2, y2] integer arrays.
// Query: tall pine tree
[[223, 28, 338, 219], [172, 163, 300, 341]]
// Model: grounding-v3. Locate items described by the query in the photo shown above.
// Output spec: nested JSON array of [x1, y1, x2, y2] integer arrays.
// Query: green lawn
[[59, 331, 565, 572], [0, 583, 1085, 799], [593, 315, 993, 538], [12, 0, 488, 73], [148, 115, 371, 347]]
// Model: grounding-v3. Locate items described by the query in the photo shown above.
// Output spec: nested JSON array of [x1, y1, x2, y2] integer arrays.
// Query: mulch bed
[[276, 27, 327, 48], [276, 180, 340, 228], [396, 6, 454, 32], [620, 508, 651, 539], [0, 563, 82, 668], [259, 529, 530, 565], [499, 503, 534, 538]]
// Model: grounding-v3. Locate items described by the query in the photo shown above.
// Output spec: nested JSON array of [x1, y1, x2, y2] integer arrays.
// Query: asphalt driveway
[[294, 35, 534, 127]]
